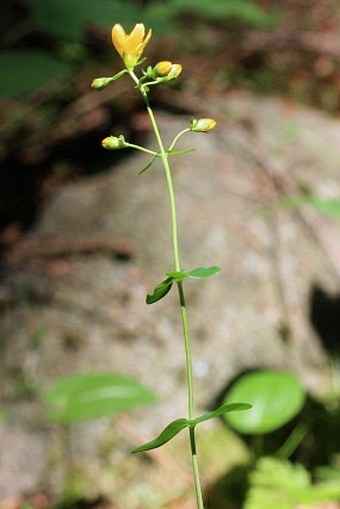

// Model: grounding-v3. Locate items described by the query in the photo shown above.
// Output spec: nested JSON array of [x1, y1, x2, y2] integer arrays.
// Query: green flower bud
[[168, 63, 182, 79], [190, 118, 217, 133], [91, 77, 114, 90], [101, 135, 127, 150]]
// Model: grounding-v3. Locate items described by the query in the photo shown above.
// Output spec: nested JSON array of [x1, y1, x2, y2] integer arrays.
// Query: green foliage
[[260, 196, 340, 219], [147, 266, 221, 304], [0, 0, 142, 98], [0, 0, 281, 98], [132, 402, 251, 453], [0, 51, 73, 99], [25, 0, 142, 41], [132, 418, 189, 453], [43, 372, 156, 423], [244, 457, 340, 509], [223, 370, 306, 434], [144, 0, 280, 35], [146, 277, 174, 304], [0, 409, 7, 422]]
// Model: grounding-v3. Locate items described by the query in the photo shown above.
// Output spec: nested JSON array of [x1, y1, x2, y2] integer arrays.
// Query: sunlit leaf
[[193, 402, 252, 425], [43, 372, 156, 423], [0, 51, 72, 98], [146, 277, 173, 304], [132, 418, 189, 453], [186, 266, 221, 279], [223, 370, 306, 434], [166, 270, 187, 282]]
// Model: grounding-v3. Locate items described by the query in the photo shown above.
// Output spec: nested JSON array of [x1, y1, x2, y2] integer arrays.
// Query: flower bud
[[91, 77, 112, 90], [154, 61, 173, 76], [151, 61, 182, 80], [101, 135, 127, 150], [190, 118, 217, 133], [168, 63, 182, 79]]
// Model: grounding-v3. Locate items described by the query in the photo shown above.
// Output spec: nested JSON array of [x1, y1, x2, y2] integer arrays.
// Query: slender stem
[[129, 68, 205, 509], [127, 143, 157, 156], [130, 70, 181, 272], [168, 128, 191, 152], [178, 282, 194, 419], [190, 427, 205, 509]]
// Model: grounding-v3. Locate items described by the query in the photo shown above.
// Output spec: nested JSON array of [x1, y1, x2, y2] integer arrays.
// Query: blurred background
[[1, 0, 340, 244], [1, 2, 340, 509]]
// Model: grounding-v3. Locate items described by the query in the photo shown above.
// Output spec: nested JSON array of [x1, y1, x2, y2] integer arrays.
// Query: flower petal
[[126, 23, 145, 53], [112, 24, 127, 56]]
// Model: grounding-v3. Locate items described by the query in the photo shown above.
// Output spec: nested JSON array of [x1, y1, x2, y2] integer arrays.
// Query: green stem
[[190, 427, 205, 509], [129, 68, 205, 509], [168, 128, 191, 152], [127, 143, 157, 156]]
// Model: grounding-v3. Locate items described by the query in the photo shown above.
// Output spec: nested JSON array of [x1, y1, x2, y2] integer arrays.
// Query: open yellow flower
[[112, 23, 152, 70]]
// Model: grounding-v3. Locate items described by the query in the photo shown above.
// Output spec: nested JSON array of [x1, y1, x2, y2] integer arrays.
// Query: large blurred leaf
[[260, 196, 340, 219], [25, 0, 143, 40], [43, 372, 156, 423], [0, 51, 73, 98], [145, 0, 280, 35], [223, 370, 306, 434]]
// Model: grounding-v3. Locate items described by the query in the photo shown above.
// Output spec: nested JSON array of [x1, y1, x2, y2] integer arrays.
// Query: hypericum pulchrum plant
[[92, 23, 250, 509]]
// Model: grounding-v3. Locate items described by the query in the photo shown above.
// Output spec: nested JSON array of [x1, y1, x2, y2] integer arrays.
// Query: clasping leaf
[[132, 401, 250, 453], [146, 277, 173, 304], [186, 266, 221, 279], [131, 418, 189, 453]]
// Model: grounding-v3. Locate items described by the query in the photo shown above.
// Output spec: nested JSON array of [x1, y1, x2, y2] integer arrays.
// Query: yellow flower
[[112, 23, 152, 70]]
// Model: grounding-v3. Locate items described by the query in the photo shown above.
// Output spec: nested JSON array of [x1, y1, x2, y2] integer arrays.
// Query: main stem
[[130, 71, 205, 509]]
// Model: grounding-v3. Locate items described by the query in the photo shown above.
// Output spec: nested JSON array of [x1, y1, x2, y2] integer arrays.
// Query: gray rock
[[1, 91, 340, 502]]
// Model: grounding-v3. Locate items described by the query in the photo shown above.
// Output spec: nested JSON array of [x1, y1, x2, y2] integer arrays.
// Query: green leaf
[[245, 456, 340, 509], [167, 149, 195, 156], [132, 418, 189, 453], [166, 270, 188, 282], [26, 0, 143, 40], [0, 51, 73, 99], [223, 370, 306, 434], [304, 198, 340, 218], [144, 0, 280, 36], [146, 277, 173, 304], [186, 266, 221, 279], [259, 196, 340, 219], [193, 402, 252, 426], [244, 457, 311, 509], [132, 403, 251, 454], [43, 372, 156, 423], [138, 155, 158, 175]]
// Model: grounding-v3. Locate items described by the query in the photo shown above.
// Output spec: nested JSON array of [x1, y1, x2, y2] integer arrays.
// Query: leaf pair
[[132, 402, 251, 453], [146, 266, 221, 304], [138, 148, 194, 175]]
